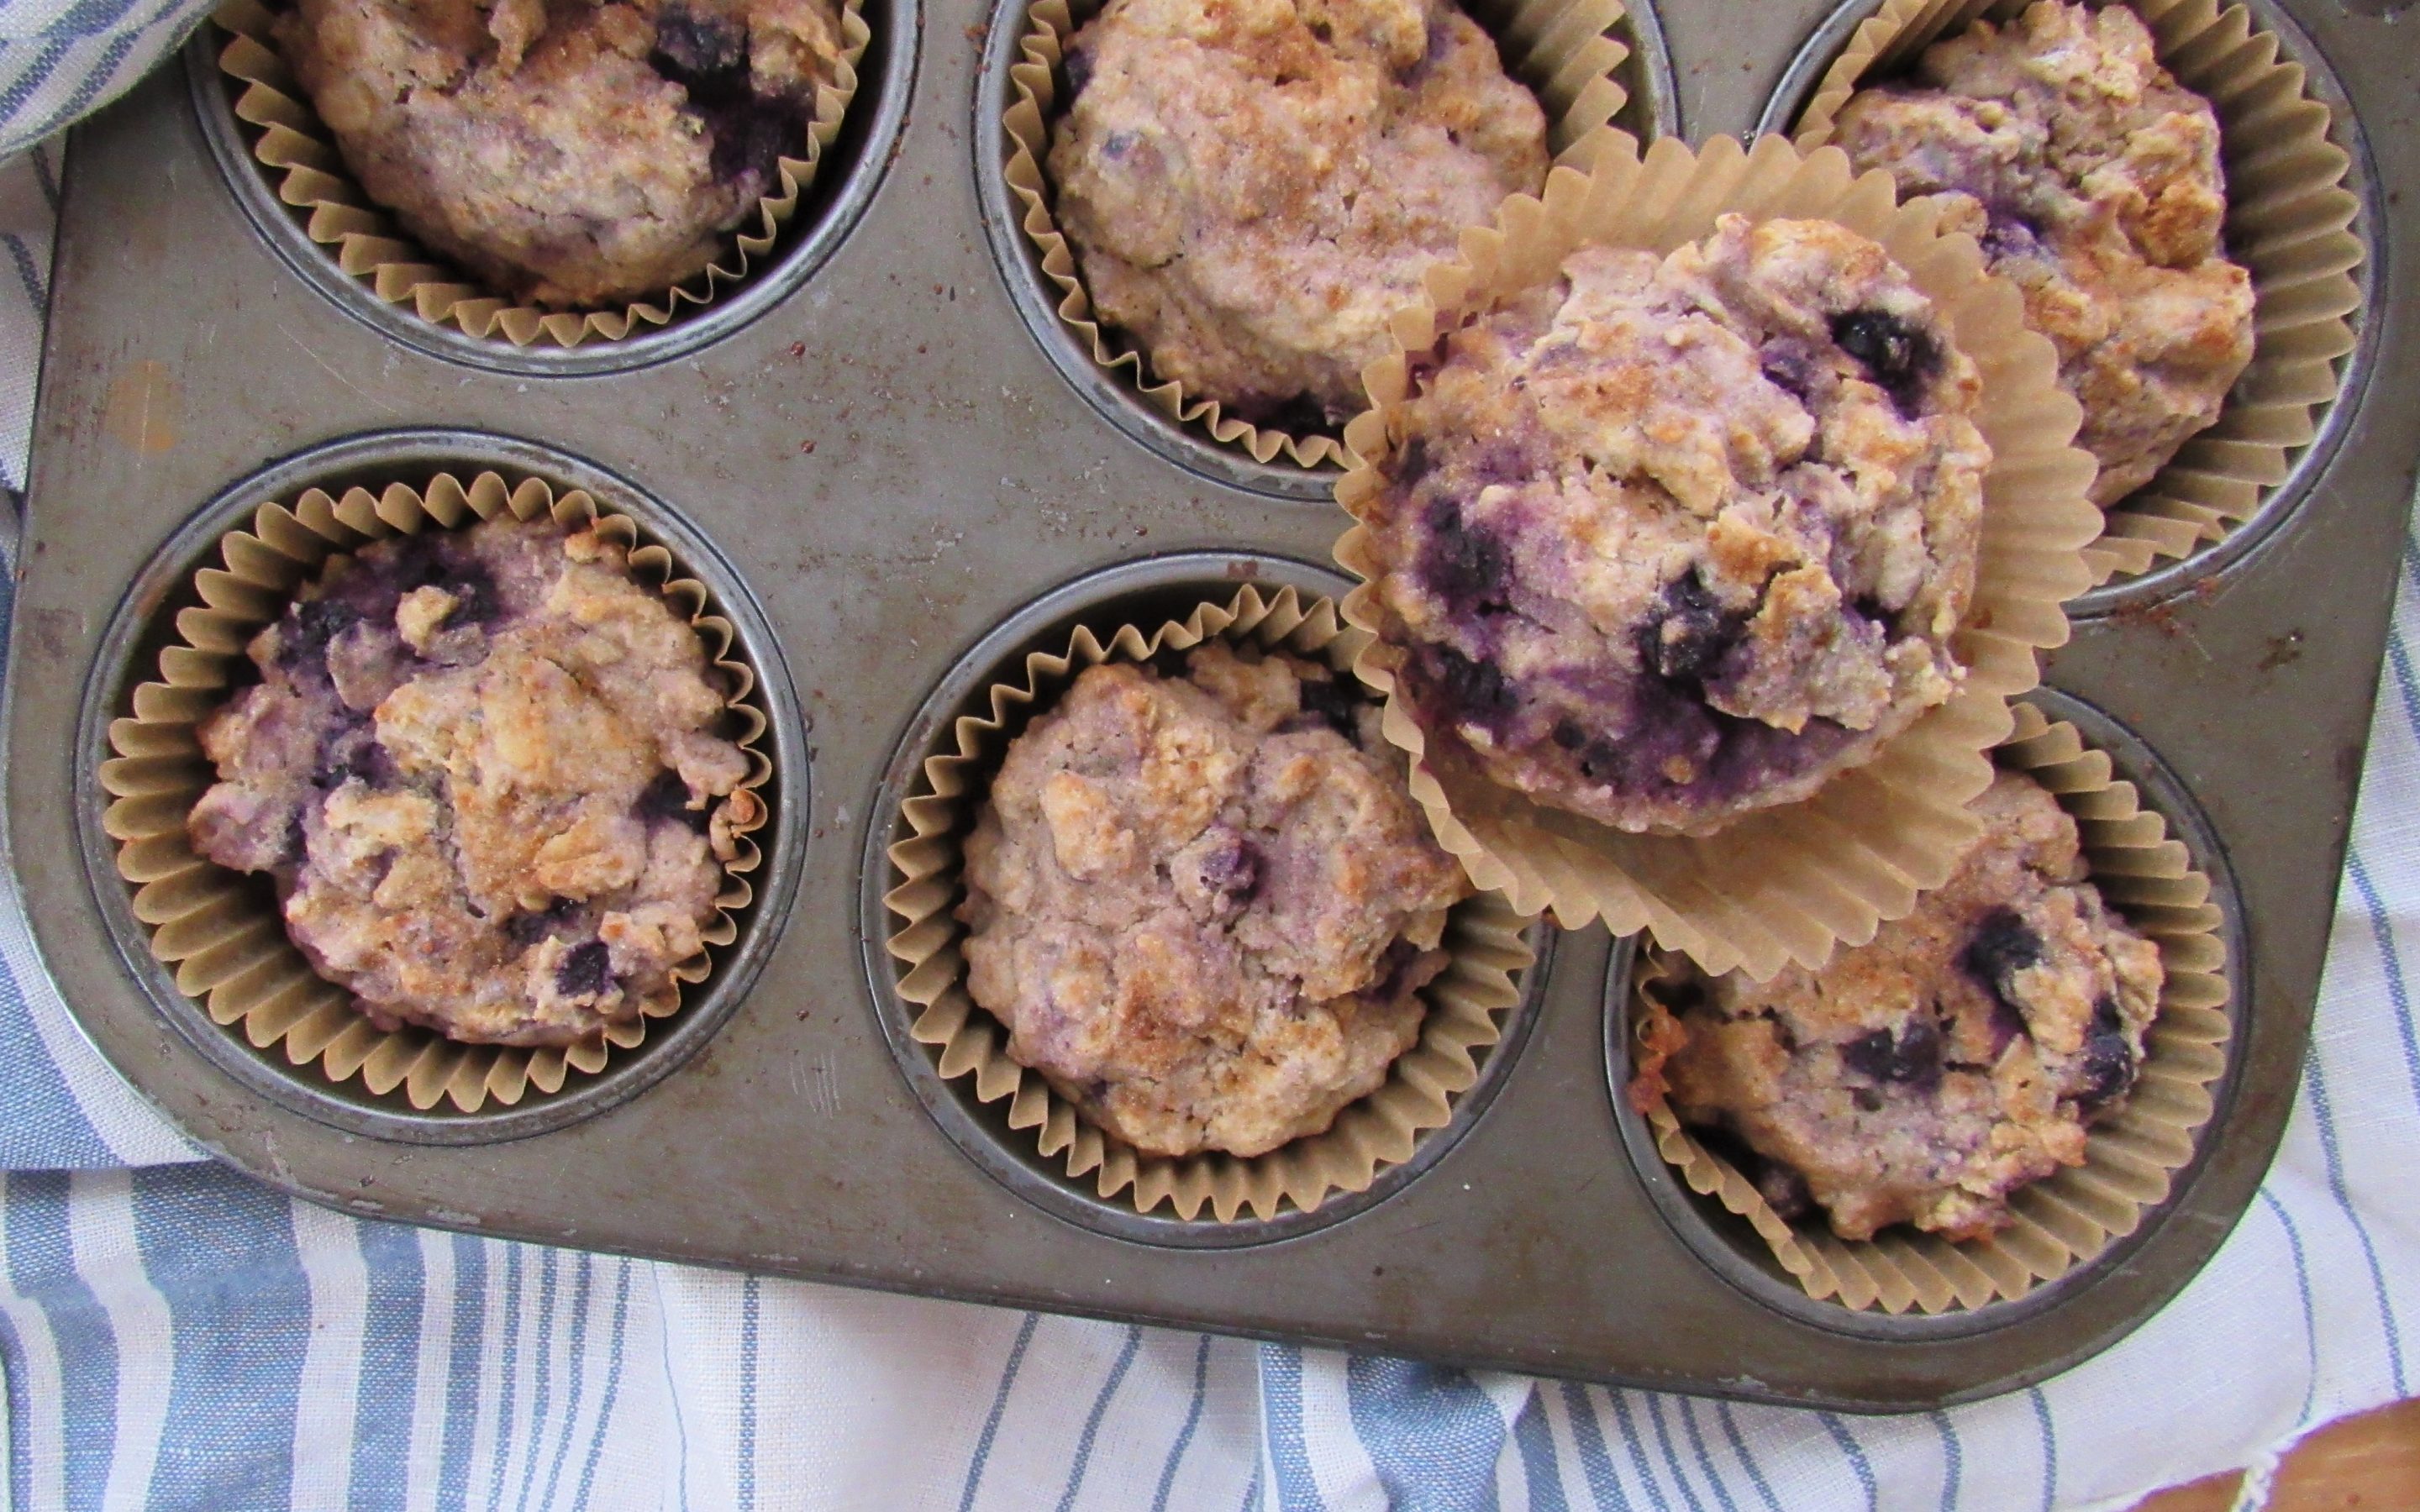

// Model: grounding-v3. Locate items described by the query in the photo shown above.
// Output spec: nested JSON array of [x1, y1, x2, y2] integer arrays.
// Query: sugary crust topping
[[1632, 769, 2167, 1242], [282, 0, 847, 307], [1048, 0, 1548, 425], [1829, 0, 2254, 506], [957, 643, 1472, 1158], [1362, 215, 1991, 834], [188, 517, 753, 1047]]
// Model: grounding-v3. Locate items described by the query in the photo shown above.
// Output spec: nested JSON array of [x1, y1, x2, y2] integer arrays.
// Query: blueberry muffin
[[188, 517, 755, 1047], [957, 643, 1472, 1158], [1630, 769, 2165, 1242], [1827, 1, 2254, 507], [1047, 0, 1549, 430], [1357, 214, 1991, 836], [281, 0, 850, 307]]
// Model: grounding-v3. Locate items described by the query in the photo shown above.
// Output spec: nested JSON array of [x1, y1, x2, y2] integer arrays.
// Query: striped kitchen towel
[[8, 24, 2420, 1507]]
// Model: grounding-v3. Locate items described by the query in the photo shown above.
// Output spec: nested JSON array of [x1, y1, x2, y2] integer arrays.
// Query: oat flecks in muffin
[[956, 643, 1472, 1159], [1047, 0, 1549, 428], [1361, 213, 1991, 835], [1828, 0, 2254, 507], [281, 0, 849, 308], [1631, 769, 2165, 1242], [187, 517, 754, 1047]]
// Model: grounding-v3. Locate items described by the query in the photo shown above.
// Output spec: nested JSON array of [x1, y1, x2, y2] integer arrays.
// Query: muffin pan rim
[[66, 428, 816, 1146], [965, 0, 1686, 506], [854, 549, 1565, 1248], [178, 0, 924, 380], [1753, 0, 2387, 622], [1599, 685, 2252, 1340]]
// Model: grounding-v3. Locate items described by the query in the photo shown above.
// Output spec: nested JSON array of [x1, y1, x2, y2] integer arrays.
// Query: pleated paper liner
[[97, 472, 773, 1114], [211, 0, 871, 348], [1791, 0, 2366, 585], [1624, 701, 2233, 1313], [881, 583, 1538, 1222], [1001, 0, 1641, 470], [1334, 134, 2103, 981]]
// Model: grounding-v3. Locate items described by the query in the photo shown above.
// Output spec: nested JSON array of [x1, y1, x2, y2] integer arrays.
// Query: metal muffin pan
[[8, 0, 2415, 1409], [856, 549, 1561, 1248], [1603, 686, 2253, 1340]]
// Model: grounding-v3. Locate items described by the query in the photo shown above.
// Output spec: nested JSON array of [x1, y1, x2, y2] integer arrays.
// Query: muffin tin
[[9, 0, 2415, 1409]]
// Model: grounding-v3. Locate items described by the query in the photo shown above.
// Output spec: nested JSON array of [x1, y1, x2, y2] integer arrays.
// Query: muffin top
[[189, 517, 755, 1047], [1828, 0, 2254, 507], [1631, 769, 2165, 1242], [1358, 214, 1991, 835], [281, 0, 849, 307], [957, 643, 1471, 1159], [1047, 0, 1549, 428]]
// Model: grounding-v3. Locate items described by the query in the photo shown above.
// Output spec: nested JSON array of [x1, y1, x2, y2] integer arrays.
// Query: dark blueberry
[[1753, 1159, 1815, 1221], [1960, 907, 2043, 1009], [1293, 675, 1364, 740], [649, 10, 808, 186], [507, 898, 576, 948], [1100, 129, 1138, 160], [435, 559, 504, 631], [312, 734, 394, 791], [2072, 1032, 2137, 1114], [1839, 1019, 1944, 1091], [1391, 436, 1434, 491], [651, 9, 747, 84], [1060, 45, 1094, 102], [1848, 596, 1893, 629], [1980, 202, 2044, 260], [2091, 993, 2124, 1035], [1569, 732, 1643, 790], [278, 596, 362, 670], [1193, 833, 1261, 904], [554, 940, 614, 999], [638, 769, 711, 832], [1639, 573, 1749, 689], [1247, 392, 1339, 436], [1416, 497, 1512, 615], [712, 94, 811, 186], [1550, 718, 1586, 750], [1828, 307, 1941, 419], [1417, 643, 1518, 730], [1852, 1086, 1884, 1113]]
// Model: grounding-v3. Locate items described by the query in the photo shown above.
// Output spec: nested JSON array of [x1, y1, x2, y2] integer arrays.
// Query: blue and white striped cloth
[[9, 9, 2420, 1504]]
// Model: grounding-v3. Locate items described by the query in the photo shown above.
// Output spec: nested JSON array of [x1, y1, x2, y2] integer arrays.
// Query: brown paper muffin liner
[[1792, 0, 2366, 584], [1001, 0, 1641, 469], [211, 0, 871, 348], [97, 472, 773, 1113], [1624, 701, 2233, 1312], [1335, 133, 2102, 980], [881, 583, 1538, 1222]]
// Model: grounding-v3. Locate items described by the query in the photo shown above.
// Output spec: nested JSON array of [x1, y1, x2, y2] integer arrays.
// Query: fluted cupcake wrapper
[[1335, 133, 2103, 980], [1000, 0, 1642, 470], [1792, 0, 2366, 585], [98, 473, 774, 1113], [1626, 702, 2234, 1314], [211, 0, 871, 348], [881, 583, 1539, 1223]]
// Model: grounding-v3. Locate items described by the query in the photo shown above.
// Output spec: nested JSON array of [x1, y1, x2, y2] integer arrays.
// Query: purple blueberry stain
[[1416, 496, 1512, 617], [1415, 643, 1518, 732], [1192, 830, 1261, 906]]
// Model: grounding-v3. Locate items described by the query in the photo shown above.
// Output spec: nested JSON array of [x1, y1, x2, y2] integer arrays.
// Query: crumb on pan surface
[[1631, 769, 2165, 1242], [281, 0, 850, 307], [1359, 213, 1991, 835], [956, 643, 1473, 1159], [188, 517, 754, 1047], [1047, 0, 1549, 429], [1828, 0, 2254, 508]]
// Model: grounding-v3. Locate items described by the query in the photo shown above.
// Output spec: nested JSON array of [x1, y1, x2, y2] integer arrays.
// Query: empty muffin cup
[[98, 470, 774, 1114], [998, 0, 1647, 470], [1789, 0, 2368, 586], [1335, 132, 2104, 981], [209, 0, 871, 349], [1622, 700, 2234, 1313], [881, 580, 1538, 1223]]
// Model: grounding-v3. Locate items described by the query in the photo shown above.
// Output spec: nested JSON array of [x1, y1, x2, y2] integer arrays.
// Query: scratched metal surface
[[7, 0, 2417, 1409]]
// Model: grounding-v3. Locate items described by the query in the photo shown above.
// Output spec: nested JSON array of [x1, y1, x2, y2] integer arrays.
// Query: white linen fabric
[[5, 29, 2420, 1509]]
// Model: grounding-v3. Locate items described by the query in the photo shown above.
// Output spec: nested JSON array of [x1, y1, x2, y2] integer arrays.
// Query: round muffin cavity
[[1359, 213, 1991, 836], [1631, 768, 2165, 1242], [956, 643, 1472, 1159], [1827, 0, 2254, 508], [187, 517, 754, 1047], [280, 0, 850, 307], [1047, 0, 1549, 430]]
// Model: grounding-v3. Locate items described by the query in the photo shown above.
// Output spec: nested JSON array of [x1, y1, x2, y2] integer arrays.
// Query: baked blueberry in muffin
[[1827, 0, 2254, 507], [1357, 214, 1991, 835], [188, 517, 755, 1047], [281, 0, 850, 307], [1630, 769, 2165, 1242], [956, 643, 1471, 1159], [1047, 0, 1549, 429]]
